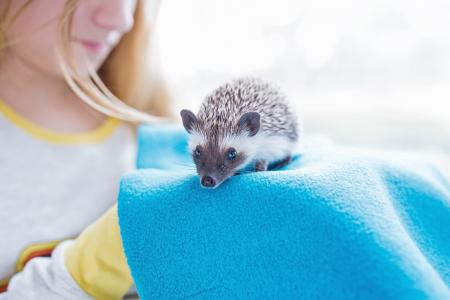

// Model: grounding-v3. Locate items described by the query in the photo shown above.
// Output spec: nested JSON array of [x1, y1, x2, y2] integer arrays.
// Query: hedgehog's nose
[[201, 175, 216, 188]]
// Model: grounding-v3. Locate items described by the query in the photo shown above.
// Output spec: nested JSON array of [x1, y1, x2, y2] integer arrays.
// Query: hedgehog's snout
[[201, 175, 217, 188]]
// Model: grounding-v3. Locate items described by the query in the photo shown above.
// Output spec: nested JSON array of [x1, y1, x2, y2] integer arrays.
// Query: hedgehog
[[180, 77, 299, 189]]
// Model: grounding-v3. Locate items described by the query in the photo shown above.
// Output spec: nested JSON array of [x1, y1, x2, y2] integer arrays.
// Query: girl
[[0, 0, 171, 298]]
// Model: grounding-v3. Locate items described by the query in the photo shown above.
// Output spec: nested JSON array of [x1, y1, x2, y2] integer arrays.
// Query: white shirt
[[0, 99, 136, 298]]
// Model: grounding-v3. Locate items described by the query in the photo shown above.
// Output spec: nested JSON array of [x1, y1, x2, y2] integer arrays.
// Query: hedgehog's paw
[[255, 160, 268, 172], [270, 156, 292, 170]]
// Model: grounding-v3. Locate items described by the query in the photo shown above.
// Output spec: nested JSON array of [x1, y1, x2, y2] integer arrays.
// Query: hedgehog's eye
[[227, 148, 237, 160], [194, 146, 202, 159]]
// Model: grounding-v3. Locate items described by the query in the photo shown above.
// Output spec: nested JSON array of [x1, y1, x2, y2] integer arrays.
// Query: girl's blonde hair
[[0, 0, 171, 123]]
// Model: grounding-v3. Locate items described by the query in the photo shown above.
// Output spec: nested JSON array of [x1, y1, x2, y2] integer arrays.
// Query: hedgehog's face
[[180, 109, 260, 189], [190, 143, 248, 188]]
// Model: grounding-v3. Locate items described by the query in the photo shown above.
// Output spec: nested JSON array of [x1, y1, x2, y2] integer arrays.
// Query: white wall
[[155, 0, 450, 155]]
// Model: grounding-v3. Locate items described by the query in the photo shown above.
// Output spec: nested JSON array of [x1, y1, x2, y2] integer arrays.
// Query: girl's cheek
[[5, 21, 59, 76], [6, 0, 65, 57], [4, 1, 87, 77]]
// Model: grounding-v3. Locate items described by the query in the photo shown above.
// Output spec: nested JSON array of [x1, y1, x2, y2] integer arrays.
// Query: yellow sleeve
[[64, 204, 133, 300]]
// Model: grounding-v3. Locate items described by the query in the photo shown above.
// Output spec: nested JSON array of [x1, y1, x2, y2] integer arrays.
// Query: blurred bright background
[[154, 0, 449, 161]]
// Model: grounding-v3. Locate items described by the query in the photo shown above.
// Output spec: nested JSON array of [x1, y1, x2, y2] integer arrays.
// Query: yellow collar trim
[[0, 100, 121, 145]]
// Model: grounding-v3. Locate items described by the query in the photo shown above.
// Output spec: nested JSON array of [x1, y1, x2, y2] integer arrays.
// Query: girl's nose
[[93, 0, 135, 33]]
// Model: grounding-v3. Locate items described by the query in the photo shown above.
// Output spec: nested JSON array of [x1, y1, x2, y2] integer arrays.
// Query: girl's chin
[[73, 54, 108, 75], [71, 43, 111, 73]]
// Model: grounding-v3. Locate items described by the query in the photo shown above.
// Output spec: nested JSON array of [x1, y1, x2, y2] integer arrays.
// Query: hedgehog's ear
[[238, 112, 260, 136], [180, 109, 197, 134]]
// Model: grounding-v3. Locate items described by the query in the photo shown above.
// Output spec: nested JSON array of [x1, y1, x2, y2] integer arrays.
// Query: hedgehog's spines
[[196, 77, 299, 142]]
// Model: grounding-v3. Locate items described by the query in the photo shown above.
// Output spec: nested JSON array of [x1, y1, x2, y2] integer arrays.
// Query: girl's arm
[[2, 205, 131, 300]]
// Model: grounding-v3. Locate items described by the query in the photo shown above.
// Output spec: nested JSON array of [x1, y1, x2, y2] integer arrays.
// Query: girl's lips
[[76, 39, 108, 53]]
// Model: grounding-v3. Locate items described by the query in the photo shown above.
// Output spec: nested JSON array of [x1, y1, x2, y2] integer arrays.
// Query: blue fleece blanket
[[118, 125, 450, 299]]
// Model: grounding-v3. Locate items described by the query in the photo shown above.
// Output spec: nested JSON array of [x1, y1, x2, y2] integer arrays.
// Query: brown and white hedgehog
[[180, 77, 299, 189]]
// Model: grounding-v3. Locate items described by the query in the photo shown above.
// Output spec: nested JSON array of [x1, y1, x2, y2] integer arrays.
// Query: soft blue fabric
[[118, 124, 450, 299]]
